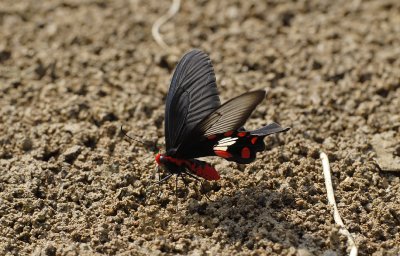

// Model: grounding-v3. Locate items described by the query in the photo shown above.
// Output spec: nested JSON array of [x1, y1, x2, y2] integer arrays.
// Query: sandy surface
[[1, 0, 400, 255]]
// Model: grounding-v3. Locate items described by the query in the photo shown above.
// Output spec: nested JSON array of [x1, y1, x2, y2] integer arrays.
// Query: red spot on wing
[[237, 132, 247, 137], [224, 131, 233, 137], [251, 137, 258, 144], [214, 150, 232, 159], [207, 135, 217, 140], [241, 147, 250, 159]]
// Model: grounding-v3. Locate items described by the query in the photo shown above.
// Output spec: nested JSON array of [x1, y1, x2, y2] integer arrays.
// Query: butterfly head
[[155, 153, 165, 166]]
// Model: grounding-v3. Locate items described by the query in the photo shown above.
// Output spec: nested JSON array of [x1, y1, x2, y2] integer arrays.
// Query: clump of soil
[[0, 0, 399, 255]]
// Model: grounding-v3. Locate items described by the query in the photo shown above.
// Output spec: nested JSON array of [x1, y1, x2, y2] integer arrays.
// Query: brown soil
[[1, 0, 400, 255]]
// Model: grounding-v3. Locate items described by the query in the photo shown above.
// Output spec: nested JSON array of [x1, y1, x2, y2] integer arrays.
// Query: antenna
[[120, 126, 159, 152]]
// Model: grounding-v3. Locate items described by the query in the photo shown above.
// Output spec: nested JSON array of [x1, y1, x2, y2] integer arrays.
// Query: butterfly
[[153, 49, 290, 184]]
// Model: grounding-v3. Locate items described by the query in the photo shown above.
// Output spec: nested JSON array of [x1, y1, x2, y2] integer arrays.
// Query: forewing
[[250, 122, 290, 136], [165, 49, 220, 151], [174, 90, 265, 157], [196, 90, 266, 137], [175, 90, 266, 157]]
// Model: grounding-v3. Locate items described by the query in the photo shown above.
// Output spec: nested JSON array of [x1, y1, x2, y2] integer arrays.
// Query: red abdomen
[[163, 156, 220, 181]]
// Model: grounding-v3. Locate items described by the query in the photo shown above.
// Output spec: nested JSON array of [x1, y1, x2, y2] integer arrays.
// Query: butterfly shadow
[[183, 183, 331, 252]]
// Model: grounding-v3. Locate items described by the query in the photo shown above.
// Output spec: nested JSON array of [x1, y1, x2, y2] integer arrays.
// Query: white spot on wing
[[215, 137, 238, 147], [214, 146, 228, 151]]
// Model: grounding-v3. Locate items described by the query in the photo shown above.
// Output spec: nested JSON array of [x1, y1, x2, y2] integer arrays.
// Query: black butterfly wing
[[249, 122, 290, 136], [195, 90, 266, 137], [165, 49, 220, 153], [175, 90, 266, 157]]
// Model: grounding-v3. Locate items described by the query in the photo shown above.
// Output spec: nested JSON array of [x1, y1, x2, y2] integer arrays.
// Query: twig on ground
[[152, 0, 181, 50], [320, 152, 358, 256]]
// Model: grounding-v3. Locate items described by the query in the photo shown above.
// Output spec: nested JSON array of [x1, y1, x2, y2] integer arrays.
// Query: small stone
[[21, 137, 33, 151], [371, 132, 400, 172], [323, 249, 338, 256], [64, 123, 81, 134], [0, 49, 11, 62], [63, 145, 82, 164], [45, 244, 57, 256], [297, 248, 313, 256], [323, 137, 336, 150]]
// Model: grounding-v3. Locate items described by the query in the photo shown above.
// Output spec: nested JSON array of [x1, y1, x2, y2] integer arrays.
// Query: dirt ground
[[1, 0, 400, 255]]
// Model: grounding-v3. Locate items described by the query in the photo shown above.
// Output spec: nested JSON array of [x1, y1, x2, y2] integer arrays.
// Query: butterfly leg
[[156, 166, 162, 197], [157, 166, 161, 181], [182, 169, 202, 182], [153, 173, 174, 185], [180, 173, 190, 188], [200, 180, 214, 202], [145, 172, 173, 200], [175, 175, 179, 212]]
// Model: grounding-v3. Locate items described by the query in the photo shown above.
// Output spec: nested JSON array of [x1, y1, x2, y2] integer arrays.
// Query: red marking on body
[[156, 155, 220, 181], [237, 132, 247, 137], [241, 147, 250, 159], [251, 137, 258, 144], [184, 160, 220, 180], [155, 153, 162, 165], [214, 150, 232, 159], [164, 156, 185, 166], [207, 134, 217, 140], [224, 131, 233, 137]]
